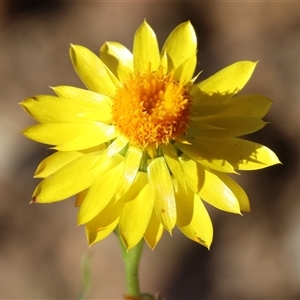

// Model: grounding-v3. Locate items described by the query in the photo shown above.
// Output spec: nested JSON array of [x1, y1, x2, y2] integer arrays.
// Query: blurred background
[[1, 1, 299, 299]]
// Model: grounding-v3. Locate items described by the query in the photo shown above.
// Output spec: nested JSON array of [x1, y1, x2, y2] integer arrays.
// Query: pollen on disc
[[112, 66, 192, 149]]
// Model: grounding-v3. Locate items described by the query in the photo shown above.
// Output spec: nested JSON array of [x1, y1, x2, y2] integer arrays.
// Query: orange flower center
[[112, 66, 191, 150]]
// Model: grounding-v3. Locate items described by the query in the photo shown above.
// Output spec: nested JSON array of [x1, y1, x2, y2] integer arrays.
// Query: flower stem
[[117, 232, 144, 299]]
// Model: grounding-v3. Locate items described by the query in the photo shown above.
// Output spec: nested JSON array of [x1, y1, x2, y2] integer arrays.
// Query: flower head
[[21, 21, 280, 250]]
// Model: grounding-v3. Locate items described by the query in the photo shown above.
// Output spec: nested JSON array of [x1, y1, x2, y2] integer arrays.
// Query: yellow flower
[[21, 21, 280, 250]]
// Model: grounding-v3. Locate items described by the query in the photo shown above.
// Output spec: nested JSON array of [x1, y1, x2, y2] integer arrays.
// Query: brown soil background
[[0, 1, 299, 299]]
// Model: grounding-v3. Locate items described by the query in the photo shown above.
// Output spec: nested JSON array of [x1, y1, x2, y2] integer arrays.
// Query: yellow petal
[[191, 61, 257, 105], [52, 86, 112, 123], [70, 44, 119, 96], [218, 94, 272, 118], [199, 169, 241, 214], [189, 137, 281, 171], [102, 135, 129, 159], [86, 218, 119, 246], [188, 117, 267, 138], [54, 125, 118, 151], [162, 21, 197, 73], [22, 93, 111, 124], [173, 178, 195, 227], [144, 208, 164, 250], [116, 145, 143, 199], [191, 101, 230, 117], [20, 95, 90, 124], [174, 53, 197, 83], [23, 123, 117, 151], [88, 135, 128, 170], [198, 61, 257, 95], [160, 49, 168, 74], [193, 93, 271, 119], [78, 135, 127, 172], [147, 157, 176, 232], [215, 172, 250, 212], [100, 42, 133, 82], [85, 199, 122, 245], [232, 139, 281, 170], [34, 151, 83, 178], [75, 189, 88, 207], [32, 152, 103, 203], [119, 172, 153, 250], [179, 194, 213, 249], [160, 143, 186, 190], [133, 20, 160, 73], [174, 139, 236, 173], [78, 154, 125, 225], [179, 154, 205, 193]]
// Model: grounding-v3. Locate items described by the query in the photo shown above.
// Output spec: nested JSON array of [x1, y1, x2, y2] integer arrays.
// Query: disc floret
[[112, 66, 192, 150]]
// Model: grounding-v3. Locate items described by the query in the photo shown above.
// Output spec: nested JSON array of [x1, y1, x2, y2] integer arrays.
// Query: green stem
[[77, 253, 92, 300], [117, 232, 144, 299]]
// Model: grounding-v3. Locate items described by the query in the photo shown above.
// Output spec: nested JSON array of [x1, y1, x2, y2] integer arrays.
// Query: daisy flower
[[21, 21, 280, 250]]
